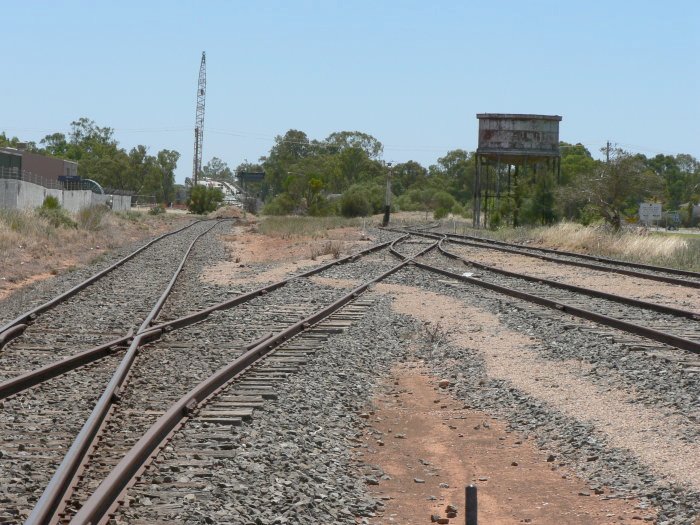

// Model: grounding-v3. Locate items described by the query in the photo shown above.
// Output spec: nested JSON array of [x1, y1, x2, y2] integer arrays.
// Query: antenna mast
[[192, 51, 206, 186]]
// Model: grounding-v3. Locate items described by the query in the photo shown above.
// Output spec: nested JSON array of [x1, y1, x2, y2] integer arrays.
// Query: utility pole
[[382, 162, 393, 227], [192, 51, 207, 186], [605, 140, 611, 164]]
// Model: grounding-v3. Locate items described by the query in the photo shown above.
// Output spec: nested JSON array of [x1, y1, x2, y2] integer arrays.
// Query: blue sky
[[3, 1, 699, 183]]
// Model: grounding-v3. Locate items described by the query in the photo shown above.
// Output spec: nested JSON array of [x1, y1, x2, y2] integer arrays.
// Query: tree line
[[1, 118, 179, 203], [254, 129, 700, 229], [3, 122, 699, 228]]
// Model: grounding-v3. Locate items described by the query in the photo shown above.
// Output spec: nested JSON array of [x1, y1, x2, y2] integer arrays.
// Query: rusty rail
[[24, 236, 404, 524], [413, 260, 700, 354], [24, 220, 227, 525], [0, 331, 132, 400], [0, 219, 204, 348], [0, 238, 398, 401], [443, 230, 700, 279], [70, 240, 436, 525], [398, 228, 700, 289], [437, 239, 700, 320]]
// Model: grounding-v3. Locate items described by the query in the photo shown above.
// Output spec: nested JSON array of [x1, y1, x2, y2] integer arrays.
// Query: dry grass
[[459, 222, 700, 271], [309, 240, 344, 260], [258, 216, 362, 239], [0, 208, 190, 300]]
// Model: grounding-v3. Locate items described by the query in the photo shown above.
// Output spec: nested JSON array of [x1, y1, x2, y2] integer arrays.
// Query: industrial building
[[0, 147, 131, 212], [0, 146, 78, 186]]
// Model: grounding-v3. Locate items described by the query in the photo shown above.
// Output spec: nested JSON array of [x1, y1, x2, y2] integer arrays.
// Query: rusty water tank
[[476, 114, 562, 161]]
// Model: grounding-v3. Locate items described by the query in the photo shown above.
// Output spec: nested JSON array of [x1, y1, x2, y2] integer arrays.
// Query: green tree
[[392, 161, 428, 195], [578, 147, 662, 230], [188, 186, 224, 214], [433, 149, 474, 202], [202, 157, 234, 183], [323, 131, 383, 159]]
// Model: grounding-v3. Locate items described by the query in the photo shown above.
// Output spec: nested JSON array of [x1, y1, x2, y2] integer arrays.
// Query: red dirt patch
[[361, 363, 654, 525]]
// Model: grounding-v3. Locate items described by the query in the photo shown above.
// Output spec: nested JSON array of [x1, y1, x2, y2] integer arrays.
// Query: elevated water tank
[[476, 113, 562, 161]]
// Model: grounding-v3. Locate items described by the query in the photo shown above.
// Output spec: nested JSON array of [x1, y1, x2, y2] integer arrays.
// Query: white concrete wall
[[111, 195, 132, 211], [0, 179, 131, 213]]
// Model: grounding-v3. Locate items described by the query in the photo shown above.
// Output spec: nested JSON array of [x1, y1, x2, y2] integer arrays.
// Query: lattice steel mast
[[192, 51, 206, 186]]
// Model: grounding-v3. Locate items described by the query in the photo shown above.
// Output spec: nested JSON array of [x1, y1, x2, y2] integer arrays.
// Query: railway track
[[0, 219, 201, 346], [400, 226, 700, 288], [408, 237, 699, 353], [11, 236, 426, 524], [2, 223, 698, 523], [0, 231, 408, 523], [0, 219, 235, 523], [0, 219, 229, 382]]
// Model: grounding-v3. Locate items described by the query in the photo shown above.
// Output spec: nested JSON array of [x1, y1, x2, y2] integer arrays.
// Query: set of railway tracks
[[1, 219, 698, 524], [0, 223, 422, 523]]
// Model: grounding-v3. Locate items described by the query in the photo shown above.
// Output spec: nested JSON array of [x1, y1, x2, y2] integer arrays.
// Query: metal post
[[473, 155, 481, 228], [465, 485, 477, 525], [382, 162, 392, 227]]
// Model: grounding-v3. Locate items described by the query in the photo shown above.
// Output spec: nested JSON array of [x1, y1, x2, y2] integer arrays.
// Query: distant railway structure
[[473, 113, 562, 228], [192, 51, 207, 186]]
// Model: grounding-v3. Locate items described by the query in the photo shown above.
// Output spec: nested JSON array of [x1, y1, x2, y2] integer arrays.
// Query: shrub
[[187, 186, 224, 214], [41, 195, 61, 210], [37, 196, 76, 228], [117, 210, 142, 222], [340, 190, 372, 217], [38, 207, 77, 228], [262, 193, 296, 215], [149, 205, 165, 215], [309, 240, 343, 260], [433, 207, 450, 220], [431, 191, 456, 211]]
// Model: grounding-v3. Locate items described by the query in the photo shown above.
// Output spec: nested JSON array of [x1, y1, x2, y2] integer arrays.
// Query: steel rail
[[25, 219, 228, 525], [442, 230, 700, 279], [412, 261, 700, 354], [437, 239, 700, 320], [0, 332, 132, 400], [398, 228, 700, 289], [24, 236, 402, 525], [70, 240, 437, 525], [0, 238, 398, 401], [0, 219, 204, 348]]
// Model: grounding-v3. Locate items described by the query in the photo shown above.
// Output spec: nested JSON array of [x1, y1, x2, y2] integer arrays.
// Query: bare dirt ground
[[450, 245, 699, 313], [362, 363, 649, 525], [0, 214, 192, 301], [201, 225, 377, 286], [375, 283, 699, 493]]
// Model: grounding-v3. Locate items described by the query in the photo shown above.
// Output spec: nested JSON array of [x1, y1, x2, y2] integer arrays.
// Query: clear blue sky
[[3, 1, 699, 184]]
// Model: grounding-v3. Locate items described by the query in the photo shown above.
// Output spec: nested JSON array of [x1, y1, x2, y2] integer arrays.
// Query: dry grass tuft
[[259, 216, 362, 239], [0, 208, 189, 301], [464, 222, 700, 271], [309, 240, 344, 260]]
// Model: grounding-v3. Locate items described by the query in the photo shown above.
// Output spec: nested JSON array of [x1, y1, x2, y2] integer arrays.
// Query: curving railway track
[[0, 223, 698, 524], [0, 229, 414, 523], [401, 226, 700, 288]]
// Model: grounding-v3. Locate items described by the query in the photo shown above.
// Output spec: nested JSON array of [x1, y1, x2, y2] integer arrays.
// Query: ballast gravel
[[119, 294, 411, 524], [387, 265, 700, 524]]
